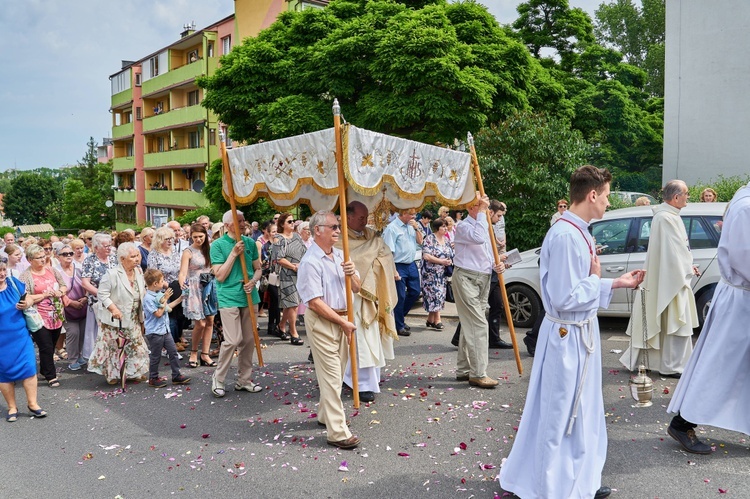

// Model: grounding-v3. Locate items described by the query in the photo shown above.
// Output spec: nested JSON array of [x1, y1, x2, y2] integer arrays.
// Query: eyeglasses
[[43, 247, 53, 252], [319, 224, 341, 231], [85, 238, 92, 241], [558, 205, 567, 209], [165, 237, 174, 242], [59, 252, 74, 257]]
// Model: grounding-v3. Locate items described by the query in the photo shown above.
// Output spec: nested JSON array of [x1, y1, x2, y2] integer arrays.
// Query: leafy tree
[[3, 173, 61, 225], [594, 0, 665, 95], [475, 112, 591, 250], [200, 0, 564, 146]]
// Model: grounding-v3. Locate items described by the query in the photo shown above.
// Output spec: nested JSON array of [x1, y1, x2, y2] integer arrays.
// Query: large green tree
[[59, 138, 115, 230], [200, 0, 565, 146], [476, 112, 591, 250], [3, 173, 61, 225]]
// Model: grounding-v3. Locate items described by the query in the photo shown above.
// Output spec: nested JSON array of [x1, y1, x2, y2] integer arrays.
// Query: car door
[[590, 217, 633, 313], [684, 216, 720, 288]]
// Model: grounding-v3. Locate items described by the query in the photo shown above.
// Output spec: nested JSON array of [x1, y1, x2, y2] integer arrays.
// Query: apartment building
[[109, 1, 328, 229]]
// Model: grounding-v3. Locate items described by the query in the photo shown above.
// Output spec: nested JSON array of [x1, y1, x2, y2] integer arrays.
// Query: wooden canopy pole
[[333, 99, 360, 409], [467, 132, 522, 375], [219, 131, 264, 367]]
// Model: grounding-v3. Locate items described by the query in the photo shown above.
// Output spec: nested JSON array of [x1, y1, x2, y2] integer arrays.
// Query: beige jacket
[[97, 265, 146, 329]]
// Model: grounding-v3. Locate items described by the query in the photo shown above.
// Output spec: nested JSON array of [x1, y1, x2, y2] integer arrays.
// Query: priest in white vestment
[[665, 182, 750, 454], [338, 202, 398, 403], [499, 166, 645, 499], [620, 180, 700, 377]]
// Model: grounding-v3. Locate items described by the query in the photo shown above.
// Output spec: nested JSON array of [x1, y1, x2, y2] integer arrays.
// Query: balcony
[[112, 122, 134, 140], [111, 88, 132, 109], [114, 190, 137, 204], [144, 146, 218, 168], [145, 189, 208, 209], [142, 105, 208, 134], [141, 58, 217, 96], [112, 156, 135, 172]]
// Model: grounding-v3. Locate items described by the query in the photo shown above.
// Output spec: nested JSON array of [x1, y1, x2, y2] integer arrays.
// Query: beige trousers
[[453, 267, 491, 379], [305, 308, 352, 442], [215, 307, 256, 386]]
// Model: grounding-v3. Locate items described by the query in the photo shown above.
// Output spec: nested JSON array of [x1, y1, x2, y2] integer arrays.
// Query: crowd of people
[[0, 174, 746, 499]]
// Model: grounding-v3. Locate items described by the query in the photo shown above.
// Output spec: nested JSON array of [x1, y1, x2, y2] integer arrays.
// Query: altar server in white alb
[[620, 179, 700, 377], [499, 165, 645, 499], [665, 181, 750, 454]]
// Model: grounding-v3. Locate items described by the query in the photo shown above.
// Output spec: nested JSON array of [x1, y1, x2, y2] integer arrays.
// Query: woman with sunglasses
[[550, 199, 568, 226], [19, 244, 67, 388], [271, 213, 306, 345], [56, 245, 88, 367], [38, 239, 55, 269]]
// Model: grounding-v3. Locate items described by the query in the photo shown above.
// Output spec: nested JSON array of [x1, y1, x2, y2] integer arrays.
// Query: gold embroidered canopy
[[222, 124, 476, 212]]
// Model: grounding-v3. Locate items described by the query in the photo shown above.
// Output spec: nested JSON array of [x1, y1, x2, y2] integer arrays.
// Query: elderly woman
[[0, 260, 46, 421], [138, 227, 155, 272], [56, 245, 88, 367], [272, 213, 305, 345], [421, 219, 454, 330], [20, 244, 67, 388], [87, 243, 149, 386], [297, 221, 312, 249], [147, 227, 185, 350], [178, 223, 216, 368], [70, 233, 117, 371], [700, 187, 718, 202], [70, 238, 87, 268]]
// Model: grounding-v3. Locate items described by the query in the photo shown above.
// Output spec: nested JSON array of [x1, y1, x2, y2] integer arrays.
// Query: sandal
[[200, 352, 217, 367], [27, 406, 47, 418], [235, 382, 262, 392], [48, 378, 60, 388], [290, 335, 304, 346], [187, 350, 199, 368], [6, 411, 18, 422]]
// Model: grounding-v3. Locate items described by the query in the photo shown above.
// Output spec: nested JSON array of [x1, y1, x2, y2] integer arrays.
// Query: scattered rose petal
[[719, 488, 727, 494], [459, 442, 467, 450], [202, 434, 210, 439], [663, 387, 670, 394], [180, 424, 186, 429], [397, 452, 410, 457]]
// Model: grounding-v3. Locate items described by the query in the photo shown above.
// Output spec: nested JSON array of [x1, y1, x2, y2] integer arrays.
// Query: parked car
[[503, 203, 726, 328], [610, 191, 659, 205]]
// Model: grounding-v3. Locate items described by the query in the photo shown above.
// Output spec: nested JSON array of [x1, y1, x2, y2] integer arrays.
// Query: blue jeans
[[394, 261, 421, 331]]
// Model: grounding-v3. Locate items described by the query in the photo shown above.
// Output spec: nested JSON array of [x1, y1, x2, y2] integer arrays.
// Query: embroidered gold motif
[[559, 327, 568, 339], [361, 154, 373, 167]]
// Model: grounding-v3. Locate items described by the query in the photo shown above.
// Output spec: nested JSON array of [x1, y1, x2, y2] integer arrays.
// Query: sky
[[0, 0, 603, 171]]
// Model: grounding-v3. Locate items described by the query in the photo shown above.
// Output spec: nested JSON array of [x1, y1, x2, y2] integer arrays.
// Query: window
[[632, 218, 652, 253], [188, 90, 200, 106], [157, 137, 165, 153], [208, 129, 216, 146], [142, 51, 168, 81], [135, 73, 142, 86], [187, 50, 199, 63], [207, 42, 214, 57], [150, 56, 159, 77], [591, 218, 632, 255], [135, 107, 142, 120], [222, 36, 231, 55], [685, 217, 717, 250], [147, 207, 170, 228], [126, 142, 134, 156], [188, 131, 200, 149], [111, 70, 131, 95]]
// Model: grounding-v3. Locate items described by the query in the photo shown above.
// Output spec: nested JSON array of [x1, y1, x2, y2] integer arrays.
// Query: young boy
[[143, 268, 191, 388]]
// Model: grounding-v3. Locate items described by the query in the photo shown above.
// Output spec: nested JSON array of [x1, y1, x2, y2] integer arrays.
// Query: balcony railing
[[112, 156, 135, 172], [112, 122, 134, 140], [114, 190, 137, 203], [142, 57, 217, 95], [111, 88, 133, 108], [142, 105, 208, 134], [143, 146, 218, 168], [145, 189, 208, 208]]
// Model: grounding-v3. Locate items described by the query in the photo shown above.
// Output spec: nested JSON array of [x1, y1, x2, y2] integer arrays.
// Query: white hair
[[116, 242, 138, 261], [222, 209, 243, 225], [91, 233, 112, 251]]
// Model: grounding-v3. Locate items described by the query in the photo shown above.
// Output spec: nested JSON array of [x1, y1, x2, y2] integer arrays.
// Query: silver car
[[503, 203, 726, 328]]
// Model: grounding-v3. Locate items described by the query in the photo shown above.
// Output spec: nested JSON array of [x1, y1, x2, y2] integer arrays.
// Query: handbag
[[9, 278, 44, 332], [199, 272, 215, 286], [444, 264, 454, 278], [445, 277, 455, 304], [267, 272, 280, 287]]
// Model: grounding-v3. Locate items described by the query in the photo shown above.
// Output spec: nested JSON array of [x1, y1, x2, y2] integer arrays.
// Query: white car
[[609, 191, 658, 205], [503, 203, 726, 328]]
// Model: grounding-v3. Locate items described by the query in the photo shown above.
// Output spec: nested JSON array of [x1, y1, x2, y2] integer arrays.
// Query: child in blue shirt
[[143, 269, 191, 388]]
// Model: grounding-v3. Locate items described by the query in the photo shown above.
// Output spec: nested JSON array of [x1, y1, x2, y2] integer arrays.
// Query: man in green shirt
[[210, 210, 263, 398]]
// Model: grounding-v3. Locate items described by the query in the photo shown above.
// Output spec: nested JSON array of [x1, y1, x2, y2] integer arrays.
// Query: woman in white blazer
[[87, 242, 149, 387]]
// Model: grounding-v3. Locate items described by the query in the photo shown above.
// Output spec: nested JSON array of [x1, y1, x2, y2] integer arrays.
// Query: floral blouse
[[147, 249, 181, 284], [81, 253, 118, 305]]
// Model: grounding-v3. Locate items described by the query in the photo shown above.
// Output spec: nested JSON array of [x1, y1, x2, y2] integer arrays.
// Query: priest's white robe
[[667, 184, 750, 433], [620, 203, 698, 374], [499, 211, 614, 499]]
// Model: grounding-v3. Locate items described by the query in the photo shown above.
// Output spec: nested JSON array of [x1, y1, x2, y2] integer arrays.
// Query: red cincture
[[557, 218, 593, 256]]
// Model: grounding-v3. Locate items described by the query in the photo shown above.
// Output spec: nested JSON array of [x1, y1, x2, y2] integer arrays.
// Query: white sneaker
[[162, 349, 183, 360]]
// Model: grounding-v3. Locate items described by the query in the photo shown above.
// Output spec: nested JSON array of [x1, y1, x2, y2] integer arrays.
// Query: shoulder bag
[[9, 277, 44, 332]]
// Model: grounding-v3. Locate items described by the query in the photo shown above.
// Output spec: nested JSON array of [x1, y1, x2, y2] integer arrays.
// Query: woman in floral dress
[[178, 223, 216, 368], [421, 219, 454, 330], [88, 243, 149, 386]]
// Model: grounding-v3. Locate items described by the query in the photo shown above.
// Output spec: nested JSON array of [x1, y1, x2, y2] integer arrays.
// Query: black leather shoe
[[404, 324, 411, 331], [594, 486, 612, 499], [359, 391, 375, 402], [667, 426, 712, 454], [660, 372, 682, 379], [489, 339, 513, 349], [397, 329, 411, 337], [523, 334, 535, 357]]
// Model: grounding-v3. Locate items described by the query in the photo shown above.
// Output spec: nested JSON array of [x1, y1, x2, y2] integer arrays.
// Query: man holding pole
[[298, 210, 362, 450], [209, 210, 263, 398], [499, 165, 645, 499], [339, 201, 398, 403]]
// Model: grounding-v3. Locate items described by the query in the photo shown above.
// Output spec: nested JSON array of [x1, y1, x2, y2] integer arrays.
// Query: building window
[[126, 142, 134, 156], [150, 57, 159, 78], [188, 131, 200, 149], [222, 36, 231, 55], [147, 207, 170, 228], [207, 42, 214, 57], [111, 70, 131, 95], [209, 129, 216, 146], [143, 51, 168, 81], [135, 73, 142, 86], [188, 50, 199, 64], [157, 137, 165, 152], [135, 107, 142, 120], [188, 90, 200, 106]]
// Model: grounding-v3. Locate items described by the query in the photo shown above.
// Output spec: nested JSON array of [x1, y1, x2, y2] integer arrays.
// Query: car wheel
[[695, 285, 715, 331], [505, 284, 542, 328]]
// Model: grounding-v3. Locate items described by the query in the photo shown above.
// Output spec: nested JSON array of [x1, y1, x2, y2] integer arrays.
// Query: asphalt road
[[0, 315, 747, 499]]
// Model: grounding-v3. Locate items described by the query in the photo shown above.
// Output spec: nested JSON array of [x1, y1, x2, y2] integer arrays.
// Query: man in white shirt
[[167, 220, 190, 253]]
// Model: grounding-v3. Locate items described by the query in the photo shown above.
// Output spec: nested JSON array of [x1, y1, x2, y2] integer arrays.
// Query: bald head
[[663, 180, 689, 209], [347, 201, 368, 232]]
